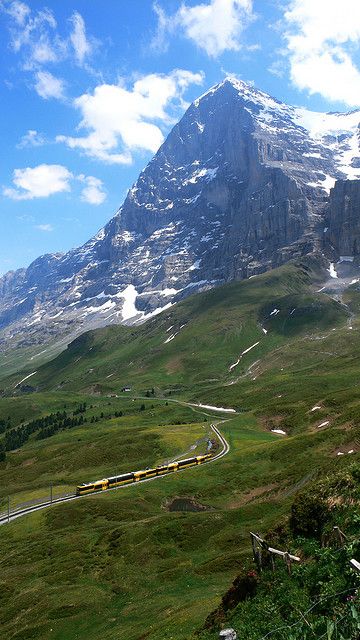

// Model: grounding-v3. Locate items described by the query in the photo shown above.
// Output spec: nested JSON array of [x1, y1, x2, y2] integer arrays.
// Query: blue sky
[[1, 0, 360, 275]]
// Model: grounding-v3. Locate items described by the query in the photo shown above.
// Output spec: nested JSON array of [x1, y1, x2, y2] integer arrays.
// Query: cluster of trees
[[36, 414, 87, 440], [0, 404, 94, 461], [3, 411, 69, 452], [0, 402, 133, 463], [73, 403, 87, 415], [89, 410, 123, 423], [0, 418, 12, 434]]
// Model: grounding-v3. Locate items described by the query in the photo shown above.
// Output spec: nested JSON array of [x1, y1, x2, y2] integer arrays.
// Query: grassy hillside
[[4, 256, 347, 397], [0, 255, 359, 639], [2, 406, 356, 640], [198, 462, 360, 640]]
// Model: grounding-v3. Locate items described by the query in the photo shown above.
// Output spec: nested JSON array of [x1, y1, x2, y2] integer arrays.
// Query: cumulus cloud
[[78, 174, 106, 205], [17, 129, 45, 148], [284, 0, 360, 107], [56, 69, 204, 164], [3, 164, 72, 200], [34, 70, 65, 99], [3, 164, 107, 205], [152, 0, 254, 57]]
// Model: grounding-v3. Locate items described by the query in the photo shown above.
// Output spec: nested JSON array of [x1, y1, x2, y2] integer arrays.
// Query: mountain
[[1, 77, 360, 361]]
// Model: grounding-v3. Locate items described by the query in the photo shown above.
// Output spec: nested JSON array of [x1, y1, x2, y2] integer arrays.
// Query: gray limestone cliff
[[326, 180, 360, 259]]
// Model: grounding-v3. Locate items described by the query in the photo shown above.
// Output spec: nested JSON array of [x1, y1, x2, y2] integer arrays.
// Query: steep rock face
[[326, 180, 360, 258], [1, 78, 360, 353]]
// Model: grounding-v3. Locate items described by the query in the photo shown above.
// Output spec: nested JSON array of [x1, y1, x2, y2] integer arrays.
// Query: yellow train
[[76, 454, 212, 496]]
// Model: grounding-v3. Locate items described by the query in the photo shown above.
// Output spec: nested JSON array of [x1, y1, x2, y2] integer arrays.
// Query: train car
[[177, 457, 199, 470], [195, 454, 212, 464], [107, 472, 134, 488], [133, 469, 150, 482], [154, 461, 179, 475], [155, 465, 169, 476], [144, 467, 158, 478], [167, 462, 179, 473], [76, 478, 108, 496]]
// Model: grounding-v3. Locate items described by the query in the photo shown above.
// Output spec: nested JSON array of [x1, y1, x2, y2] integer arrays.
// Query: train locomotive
[[76, 453, 212, 496]]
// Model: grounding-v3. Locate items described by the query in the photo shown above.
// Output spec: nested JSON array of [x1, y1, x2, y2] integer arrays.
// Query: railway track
[[0, 423, 229, 526]]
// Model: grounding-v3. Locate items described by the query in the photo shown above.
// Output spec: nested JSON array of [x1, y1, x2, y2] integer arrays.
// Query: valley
[[0, 257, 359, 639]]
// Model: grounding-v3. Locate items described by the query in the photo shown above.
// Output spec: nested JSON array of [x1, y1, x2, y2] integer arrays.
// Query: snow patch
[[30, 349, 47, 361], [229, 358, 241, 372], [164, 332, 178, 344], [15, 371, 37, 388], [141, 302, 173, 321], [119, 284, 138, 321], [185, 166, 218, 185], [328, 263, 338, 279], [229, 342, 260, 371], [194, 403, 236, 413], [241, 341, 260, 356], [160, 288, 179, 297]]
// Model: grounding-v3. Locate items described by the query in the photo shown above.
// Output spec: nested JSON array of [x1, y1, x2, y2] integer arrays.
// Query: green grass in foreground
[[0, 402, 357, 639]]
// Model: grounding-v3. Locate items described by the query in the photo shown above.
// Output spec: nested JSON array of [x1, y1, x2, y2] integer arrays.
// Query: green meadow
[[0, 256, 359, 639]]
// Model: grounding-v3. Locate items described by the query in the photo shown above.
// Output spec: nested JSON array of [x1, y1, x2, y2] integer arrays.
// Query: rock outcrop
[[326, 179, 360, 259]]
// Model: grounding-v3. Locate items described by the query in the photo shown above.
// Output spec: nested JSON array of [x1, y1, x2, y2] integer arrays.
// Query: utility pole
[[50, 483, 53, 504], [7, 495, 10, 524]]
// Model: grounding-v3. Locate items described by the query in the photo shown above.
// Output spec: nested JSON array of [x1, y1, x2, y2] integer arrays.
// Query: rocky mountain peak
[[0, 79, 359, 360]]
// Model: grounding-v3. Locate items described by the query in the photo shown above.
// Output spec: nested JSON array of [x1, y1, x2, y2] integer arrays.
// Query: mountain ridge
[[1, 77, 360, 359]]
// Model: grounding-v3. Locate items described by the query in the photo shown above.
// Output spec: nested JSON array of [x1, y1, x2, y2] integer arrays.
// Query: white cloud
[[284, 0, 360, 106], [152, 0, 254, 57], [35, 223, 53, 232], [3, 164, 72, 200], [5, 4, 61, 65], [78, 175, 106, 205], [4, 1, 30, 25], [69, 11, 93, 65], [17, 129, 45, 148], [3, 3, 96, 72], [56, 69, 204, 164], [34, 70, 65, 99]]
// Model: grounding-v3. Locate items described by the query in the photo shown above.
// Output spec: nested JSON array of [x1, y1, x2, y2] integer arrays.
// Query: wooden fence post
[[333, 526, 347, 548], [350, 559, 360, 572], [250, 532, 300, 574]]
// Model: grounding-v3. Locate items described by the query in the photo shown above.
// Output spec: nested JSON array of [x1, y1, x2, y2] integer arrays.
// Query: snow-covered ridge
[[195, 77, 360, 188]]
